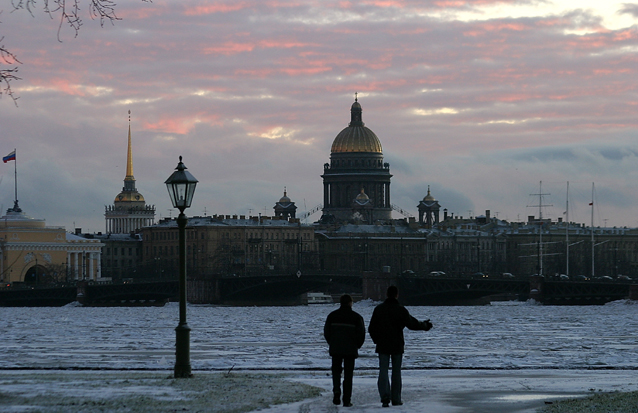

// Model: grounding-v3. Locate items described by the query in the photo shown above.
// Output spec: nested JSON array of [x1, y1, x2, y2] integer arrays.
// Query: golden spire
[[125, 110, 134, 181]]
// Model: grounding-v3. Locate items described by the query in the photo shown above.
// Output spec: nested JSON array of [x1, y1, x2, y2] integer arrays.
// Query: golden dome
[[423, 187, 436, 202], [115, 191, 145, 203], [331, 99, 382, 154], [279, 189, 291, 204], [356, 189, 370, 201]]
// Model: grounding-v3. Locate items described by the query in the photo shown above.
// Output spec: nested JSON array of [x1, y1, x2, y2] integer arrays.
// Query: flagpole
[[13, 148, 17, 206]]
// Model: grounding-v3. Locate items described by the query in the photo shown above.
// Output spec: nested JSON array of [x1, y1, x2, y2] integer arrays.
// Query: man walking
[[324, 294, 366, 407], [368, 285, 433, 407]]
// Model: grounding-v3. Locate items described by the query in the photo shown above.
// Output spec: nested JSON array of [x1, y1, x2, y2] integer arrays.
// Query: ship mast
[[528, 181, 552, 276]]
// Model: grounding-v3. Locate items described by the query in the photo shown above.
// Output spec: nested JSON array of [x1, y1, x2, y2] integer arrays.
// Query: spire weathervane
[[355, 92, 358, 102]]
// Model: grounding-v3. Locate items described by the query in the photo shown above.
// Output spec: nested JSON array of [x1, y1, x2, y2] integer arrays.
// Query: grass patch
[[539, 390, 638, 413]]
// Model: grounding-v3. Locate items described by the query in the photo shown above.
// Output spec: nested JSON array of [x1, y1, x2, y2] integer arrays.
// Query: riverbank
[[0, 370, 321, 413], [1, 369, 637, 412]]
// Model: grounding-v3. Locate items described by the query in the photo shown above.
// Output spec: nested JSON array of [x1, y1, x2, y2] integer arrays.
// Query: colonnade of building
[[67, 251, 101, 280], [106, 217, 154, 235]]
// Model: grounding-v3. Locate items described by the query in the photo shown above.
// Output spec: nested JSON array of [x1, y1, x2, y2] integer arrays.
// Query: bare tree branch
[[0, 33, 22, 106]]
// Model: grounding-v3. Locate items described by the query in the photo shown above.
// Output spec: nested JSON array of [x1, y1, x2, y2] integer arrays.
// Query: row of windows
[[105, 247, 139, 256], [327, 241, 506, 253], [104, 259, 134, 268], [152, 231, 206, 241], [331, 159, 383, 168], [152, 229, 312, 241]]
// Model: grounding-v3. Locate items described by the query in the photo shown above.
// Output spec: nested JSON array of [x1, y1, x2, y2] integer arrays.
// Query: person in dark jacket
[[324, 294, 366, 407], [368, 285, 433, 407]]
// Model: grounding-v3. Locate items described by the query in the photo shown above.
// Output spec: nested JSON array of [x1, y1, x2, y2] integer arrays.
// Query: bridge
[[216, 272, 362, 305], [0, 280, 178, 307], [0, 274, 633, 306], [532, 279, 632, 305], [396, 275, 633, 305], [79, 280, 178, 306], [201, 272, 635, 306], [397, 277, 530, 305]]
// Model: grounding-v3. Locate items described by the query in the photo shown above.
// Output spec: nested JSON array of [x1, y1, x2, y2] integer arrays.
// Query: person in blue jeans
[[368, 285, 433, 407], [324, 294, 366, 407]]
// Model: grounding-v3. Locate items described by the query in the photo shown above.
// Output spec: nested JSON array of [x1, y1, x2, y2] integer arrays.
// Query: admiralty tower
[[321, 97, 392, 223], [104, 112, 155, 234]]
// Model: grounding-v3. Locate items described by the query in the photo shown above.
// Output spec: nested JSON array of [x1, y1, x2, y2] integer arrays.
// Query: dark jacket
[[324, 305, 366, 358], [368, 297, 430, 354]]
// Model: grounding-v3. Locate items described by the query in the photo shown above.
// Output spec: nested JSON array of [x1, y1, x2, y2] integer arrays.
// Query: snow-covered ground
[[1, 299, 638, 412]]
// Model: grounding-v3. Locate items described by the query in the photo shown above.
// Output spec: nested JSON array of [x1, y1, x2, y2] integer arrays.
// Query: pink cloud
[[143, 113, 223, 135], [202, 42, 256, 55], [280, 67, 332, 75], [183, 3, 250, 16]]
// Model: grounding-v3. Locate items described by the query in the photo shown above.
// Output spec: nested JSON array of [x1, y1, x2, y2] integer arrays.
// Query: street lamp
[[165, 156, 198, 378]]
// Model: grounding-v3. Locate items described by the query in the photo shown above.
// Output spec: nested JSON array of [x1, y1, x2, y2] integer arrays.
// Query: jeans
[[332, 356, 355, 403], [377, 353, 403, 404]]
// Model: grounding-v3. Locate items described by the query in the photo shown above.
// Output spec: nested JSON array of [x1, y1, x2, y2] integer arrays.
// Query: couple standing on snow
[[323, 285, 433, 408]]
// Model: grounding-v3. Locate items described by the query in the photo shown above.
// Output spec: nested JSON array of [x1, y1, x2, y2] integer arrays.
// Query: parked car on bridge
[[472, 272, 488, 279], [429, 271, 445, 277], [502, 273, 515, 279], [573, 275, 589, 281]]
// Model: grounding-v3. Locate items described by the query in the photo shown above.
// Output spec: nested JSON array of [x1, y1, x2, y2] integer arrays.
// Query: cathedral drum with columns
[[321, 98, 392, 223]]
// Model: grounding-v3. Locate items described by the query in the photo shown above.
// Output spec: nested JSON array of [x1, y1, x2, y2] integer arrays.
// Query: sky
[[1, 0, 638, 232]]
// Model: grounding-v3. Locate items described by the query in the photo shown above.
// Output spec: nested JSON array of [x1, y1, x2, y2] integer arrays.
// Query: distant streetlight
[[165, 156, 198, 378]]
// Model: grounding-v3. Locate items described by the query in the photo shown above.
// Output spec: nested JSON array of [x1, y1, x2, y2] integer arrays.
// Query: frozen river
[[3, 299, 638, 372]]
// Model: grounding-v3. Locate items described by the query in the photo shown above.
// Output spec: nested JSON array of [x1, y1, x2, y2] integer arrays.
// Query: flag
[[2, 150, 15, 163]]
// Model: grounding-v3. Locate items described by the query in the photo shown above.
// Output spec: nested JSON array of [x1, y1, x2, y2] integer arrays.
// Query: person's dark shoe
[[382, 399, 390, 407], [343, 401, 353, 407], [333, 394, 340, 405], [392, 401, 403, 406]]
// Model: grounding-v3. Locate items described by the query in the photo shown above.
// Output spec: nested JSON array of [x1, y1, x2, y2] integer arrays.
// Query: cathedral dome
[[331, 99, 382, 154]]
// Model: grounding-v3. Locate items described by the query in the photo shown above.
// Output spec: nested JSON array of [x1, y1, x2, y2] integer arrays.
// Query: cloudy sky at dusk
[[1, 0, 638, 232]]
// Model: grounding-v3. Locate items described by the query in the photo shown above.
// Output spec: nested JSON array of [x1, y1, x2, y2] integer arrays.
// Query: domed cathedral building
[[321, 96, 392, 223], [104, 112, 155, 234]]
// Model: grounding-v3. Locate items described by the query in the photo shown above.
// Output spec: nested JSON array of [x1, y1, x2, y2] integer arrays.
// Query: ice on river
[[1, 299, 637, 372]]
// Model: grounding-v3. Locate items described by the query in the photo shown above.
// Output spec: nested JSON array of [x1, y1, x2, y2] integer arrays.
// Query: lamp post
[[165, 156, 198, 378]]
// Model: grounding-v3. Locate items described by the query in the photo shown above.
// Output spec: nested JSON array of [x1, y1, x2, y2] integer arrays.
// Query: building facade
[[140, 215, 318, 279], [0, 204, 103, 285]]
